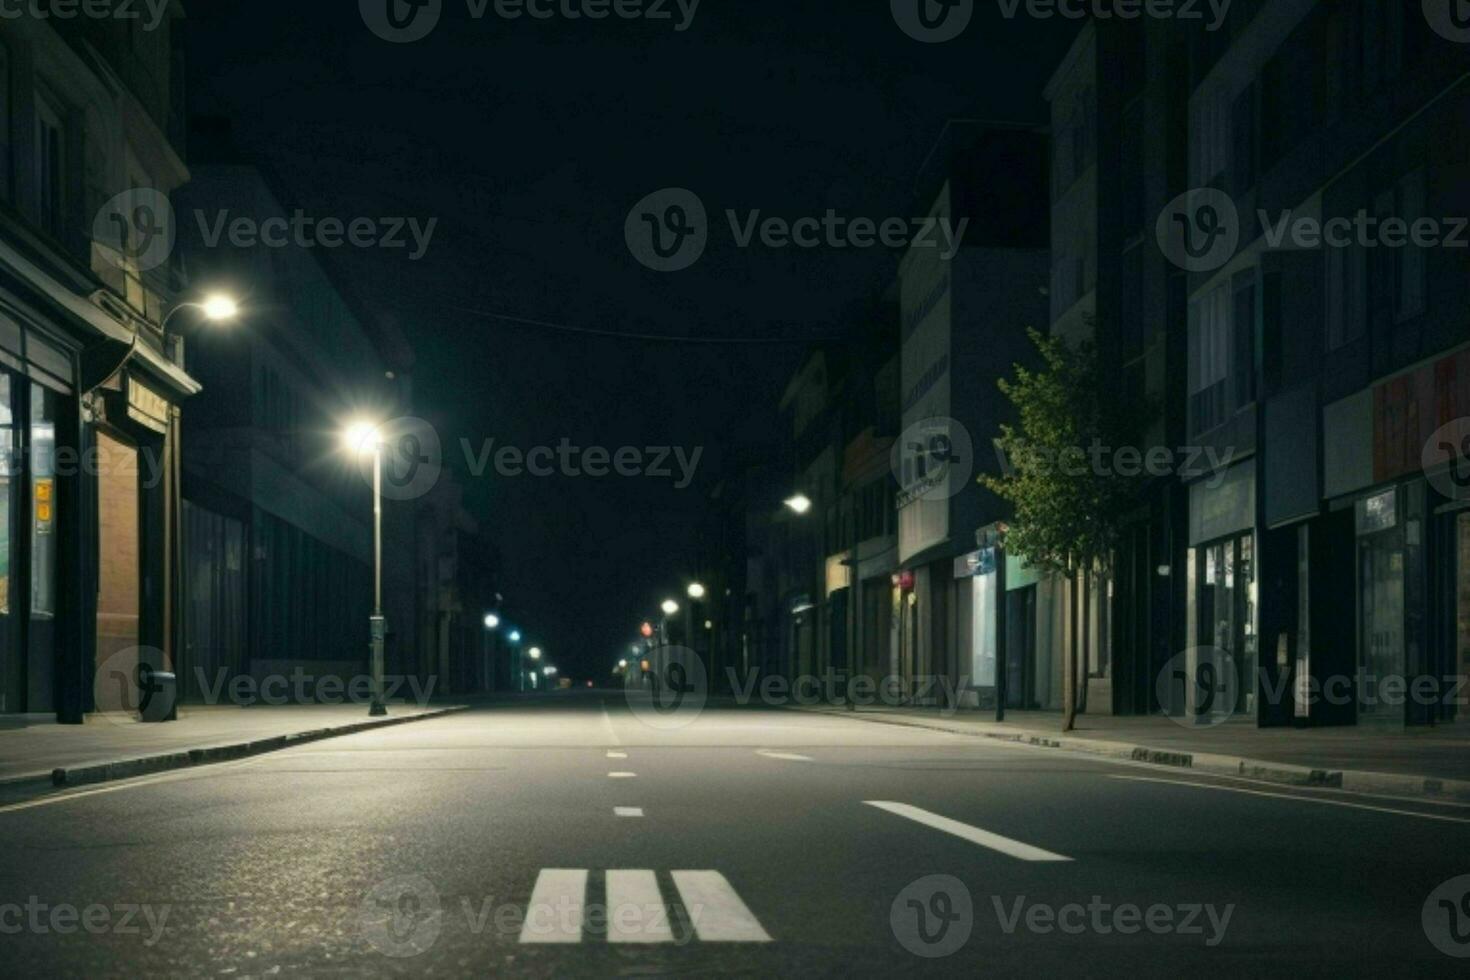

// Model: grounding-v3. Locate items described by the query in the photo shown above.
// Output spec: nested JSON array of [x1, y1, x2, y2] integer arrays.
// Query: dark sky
[[186, 0, 1077, 677]]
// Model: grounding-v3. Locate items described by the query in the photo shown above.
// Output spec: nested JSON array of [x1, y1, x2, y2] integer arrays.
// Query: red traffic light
[[639, 621, 654, 637]]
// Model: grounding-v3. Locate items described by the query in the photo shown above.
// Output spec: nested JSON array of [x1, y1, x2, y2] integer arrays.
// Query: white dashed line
[[609, 771, 637, 779], [614, 807, 644, 818], [607, 751, 628, 759], [756, 749, 814, 762]]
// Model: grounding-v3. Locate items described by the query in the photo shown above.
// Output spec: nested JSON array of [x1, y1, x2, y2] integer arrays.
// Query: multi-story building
[[175, 131, 418, 702], [0, 10, 201, 721], [895, 121, 1050, 709]]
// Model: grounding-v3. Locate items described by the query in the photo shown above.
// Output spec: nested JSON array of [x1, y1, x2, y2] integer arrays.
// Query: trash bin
[[137, 663, 178, 723]]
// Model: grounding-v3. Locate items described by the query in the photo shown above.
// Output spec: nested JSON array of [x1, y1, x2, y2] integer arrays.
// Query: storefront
[[1183, 460, 1258, 723]]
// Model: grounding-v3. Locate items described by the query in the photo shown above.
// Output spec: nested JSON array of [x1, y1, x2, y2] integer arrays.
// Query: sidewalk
[[0, 702, 466, 793], [799, 705, 1470, 801]]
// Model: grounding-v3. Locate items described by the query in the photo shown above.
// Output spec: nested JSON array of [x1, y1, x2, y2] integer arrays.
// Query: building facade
[[0, 9, 201, 721]]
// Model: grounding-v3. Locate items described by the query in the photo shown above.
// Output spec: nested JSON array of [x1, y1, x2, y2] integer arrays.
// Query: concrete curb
[[801, 707, 1470, 803], [39, 706, 469, 791]]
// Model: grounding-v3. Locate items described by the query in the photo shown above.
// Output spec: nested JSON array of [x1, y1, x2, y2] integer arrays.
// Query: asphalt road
[[2, 691, 1469, 977]]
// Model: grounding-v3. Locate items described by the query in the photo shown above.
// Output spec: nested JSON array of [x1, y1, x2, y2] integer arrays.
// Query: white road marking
[[600, 700, 623, 746], [518, 869, 587, 944], [755, 749, 814, 762], [1108, 775, 1470, 824], [614, 807, 644, 818], [608, 771, 637, 779], [606, 870, 675, 943], [864, 801, 1072, 861], [607, 751, 628, 759], [671, 870, 772, 943]]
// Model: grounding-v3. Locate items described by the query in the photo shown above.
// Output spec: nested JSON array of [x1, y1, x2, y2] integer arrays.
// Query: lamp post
[[482, 613, 500, 693], [787, 490, 860, 710], [686, 582, 705, 657], [345, 421, 387, 716]]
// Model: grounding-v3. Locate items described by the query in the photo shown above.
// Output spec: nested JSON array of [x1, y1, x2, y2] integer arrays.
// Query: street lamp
[[784, 493, 813, 515], [618, 659, 629, 669], [687, 582, 706, 600], [528, 647, 543, 661], [343, 419, 387, 717], [508, 630, 522, 643], [483, 613, 500, 630], [661, 599, 680, 616]]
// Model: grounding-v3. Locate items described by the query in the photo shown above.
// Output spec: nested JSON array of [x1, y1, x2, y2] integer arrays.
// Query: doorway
[[1194, 533, 1255, 720], [95, 430, 140, 712]]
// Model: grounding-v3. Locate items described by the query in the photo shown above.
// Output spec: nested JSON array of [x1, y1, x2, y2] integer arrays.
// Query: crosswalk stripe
[[864, 801, 1072, 862], [671, 870, 773, 943], [518, 868, 588, 944], [606, 870, 675, 943]]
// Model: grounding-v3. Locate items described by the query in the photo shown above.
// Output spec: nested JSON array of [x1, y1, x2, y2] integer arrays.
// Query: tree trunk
[[1062, 567, 1078, 732]]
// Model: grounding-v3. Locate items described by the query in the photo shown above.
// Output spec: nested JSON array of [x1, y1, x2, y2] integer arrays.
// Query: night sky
[[186, 1, 1076, 677]]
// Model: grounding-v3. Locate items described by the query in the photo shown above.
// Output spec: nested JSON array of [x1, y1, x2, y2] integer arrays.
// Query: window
[[30, 385, 56, 618], [34, 92, 66, 239], [1188, 282, 1231, 434], [1326, 239, 1367, 351], [1396, 169, 1427, 320]]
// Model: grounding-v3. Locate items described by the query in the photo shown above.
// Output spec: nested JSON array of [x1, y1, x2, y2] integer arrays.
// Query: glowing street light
[[528, 647, 543, 661], [543, 666, 557, 677], [661, 599, 680, 616], [483, 613, 501, 630], [687, 582, 706, 600], [508, 630, 522, 643], [784, 493, 813, 515], [618, 659, 629, 669]]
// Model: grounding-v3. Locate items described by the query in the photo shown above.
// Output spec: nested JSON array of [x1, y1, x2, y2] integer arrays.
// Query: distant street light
[[508, 630, 522, 643], [543, 666, 557, 677], [661, 599, 680, 616], [343, 419, 388, 717], [483, 613, 500, 630], [618, 659, 629, 669], [784, 493, 813, 515], [687, 582, 706, 599], [528, 647, 543, 661]]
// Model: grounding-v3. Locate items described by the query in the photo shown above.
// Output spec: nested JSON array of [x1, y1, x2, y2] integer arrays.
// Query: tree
[[982, 326, 1153, 731]]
